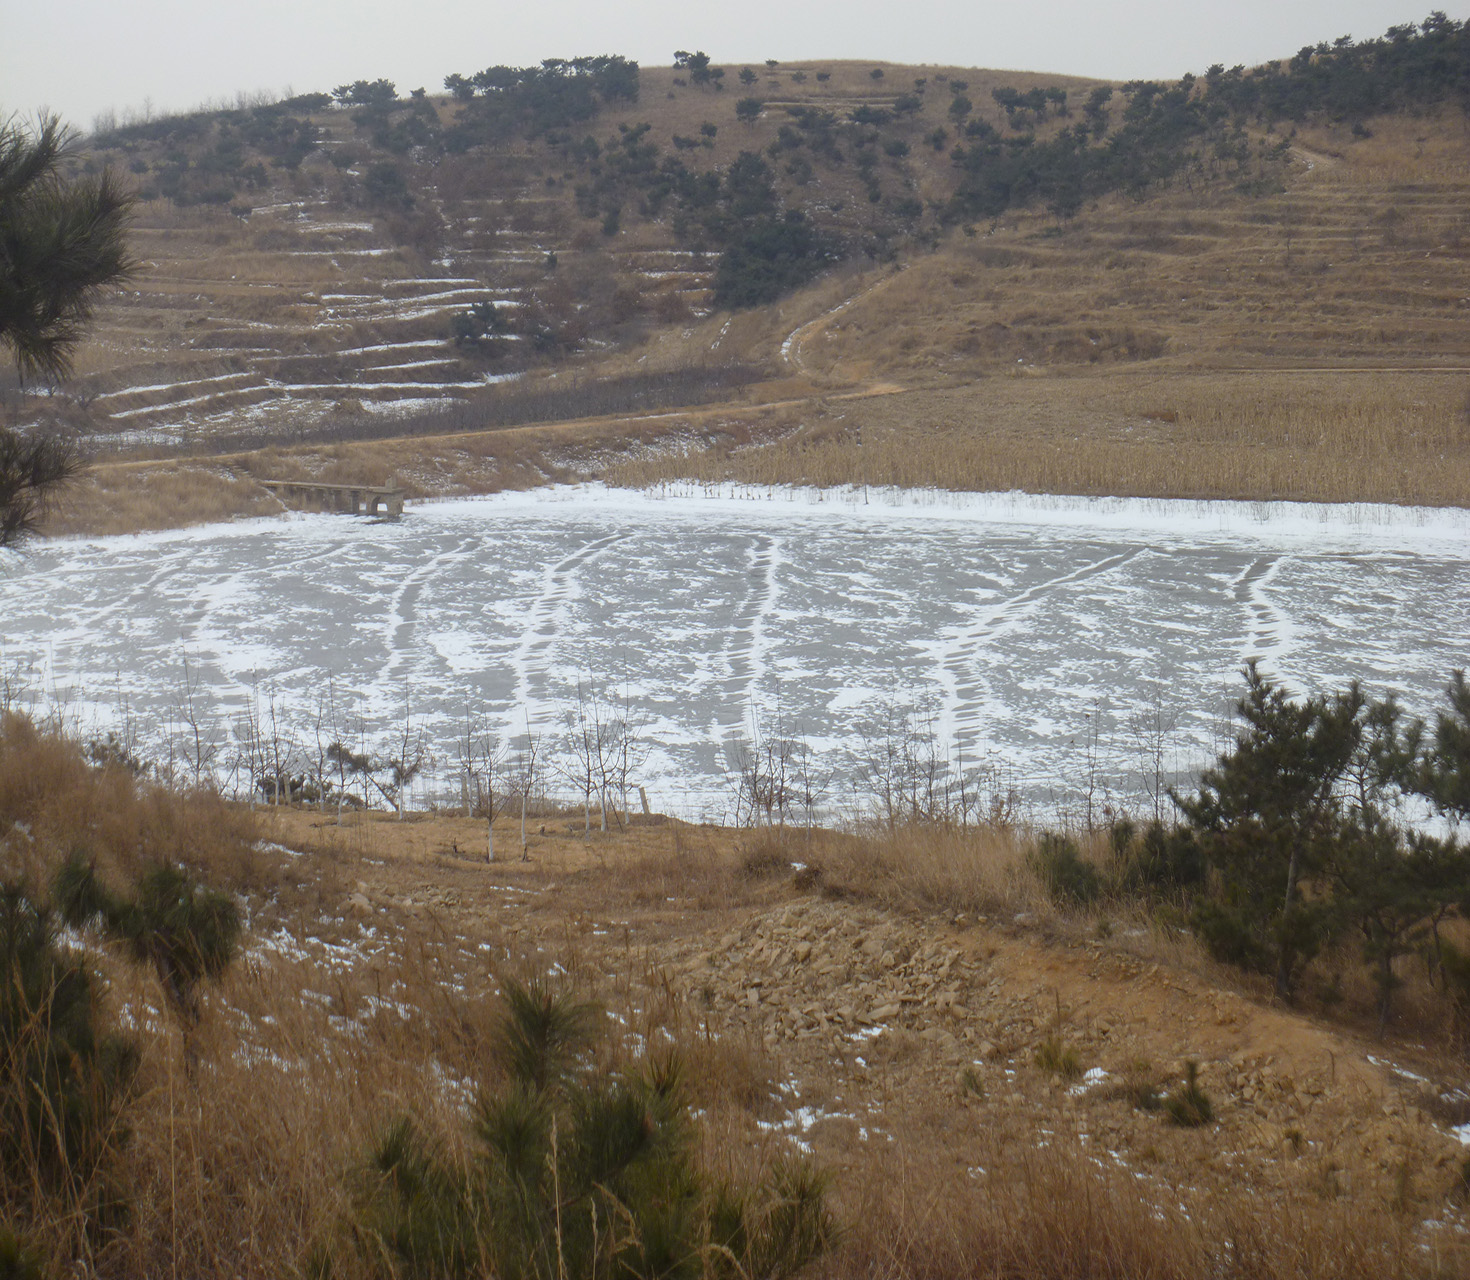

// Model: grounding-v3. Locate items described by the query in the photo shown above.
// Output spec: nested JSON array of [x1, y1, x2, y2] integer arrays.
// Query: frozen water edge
[[1, 482, 1466, 825], [26, 479, 1462, 555], [499, 482, 1470, 554]]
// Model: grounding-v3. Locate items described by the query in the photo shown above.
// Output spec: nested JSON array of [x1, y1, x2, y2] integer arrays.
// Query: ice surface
[[1, 484, 1465, 823]]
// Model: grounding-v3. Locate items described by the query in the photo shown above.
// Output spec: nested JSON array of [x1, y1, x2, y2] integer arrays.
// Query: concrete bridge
[[259, 480, 404, 518]]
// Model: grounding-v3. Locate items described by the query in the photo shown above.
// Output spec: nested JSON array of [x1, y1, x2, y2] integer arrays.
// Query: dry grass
[[0, 711, 261, 889], [606, 371, 1470, 507], [804, 823, 1040, 919], [47, 465, 281, 537], [825, 1137, 1440, 1280], [3, 720, 1469, 1276]]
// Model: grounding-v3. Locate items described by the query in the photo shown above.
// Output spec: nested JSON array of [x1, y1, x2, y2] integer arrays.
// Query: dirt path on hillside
[[780, 271, 906, 373]]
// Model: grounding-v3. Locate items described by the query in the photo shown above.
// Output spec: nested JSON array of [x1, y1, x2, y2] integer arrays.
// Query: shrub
[[1103, 1059, 1162, 1111], [493, 977, 599, 1094], [1030, 833, 1101, 906], [0, 880, 138, 1230], [1163, 1061, 1214, 1127], [337, 977, 835, 1279], [741, 836, 791, 880], [1109, 818, 1204, 896]]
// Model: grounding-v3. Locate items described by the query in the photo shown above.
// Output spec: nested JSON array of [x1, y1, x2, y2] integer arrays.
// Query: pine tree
[[0, 879, 138, 1215], [342, 977, 834, 1279], [1174, 662, 1363, 1000], [1421, 669, 1470, 821], [0, 114, 133, 547]]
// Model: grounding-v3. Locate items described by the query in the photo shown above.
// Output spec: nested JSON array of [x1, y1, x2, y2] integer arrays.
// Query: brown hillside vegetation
[[4, 715, 1470, 1277], [11, 51, 1470, 534]]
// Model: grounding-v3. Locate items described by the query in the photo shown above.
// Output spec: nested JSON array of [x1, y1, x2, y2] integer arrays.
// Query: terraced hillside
[[784, 116, 1470, 383], [50, 187, 723, 452], [9, 26, 1470, 524]]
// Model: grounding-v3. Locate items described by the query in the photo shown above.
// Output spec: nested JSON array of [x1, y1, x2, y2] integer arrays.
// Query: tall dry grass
[[824, 1137, 1445, 1280], [3, 718, 1467, 1276], [0, 712, 260, 889], [606, 372, 1470, 507]]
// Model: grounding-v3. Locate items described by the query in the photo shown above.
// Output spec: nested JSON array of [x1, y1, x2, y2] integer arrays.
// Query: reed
[[605, 372, 1470, 508]]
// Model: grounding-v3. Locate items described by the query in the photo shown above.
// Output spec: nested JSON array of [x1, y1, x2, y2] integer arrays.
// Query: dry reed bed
[[607, 372, 1470, 508], [43, 362, 1470, 541], [41, 395, 812, 537]]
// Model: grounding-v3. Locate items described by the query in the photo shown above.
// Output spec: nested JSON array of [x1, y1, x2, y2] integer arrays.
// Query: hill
[[7, 19, 1470, 532]]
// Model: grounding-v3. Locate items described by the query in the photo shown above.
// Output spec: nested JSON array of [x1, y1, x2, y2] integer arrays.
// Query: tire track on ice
[[375, 535, 481, 698], [1232, 554, 1295, 686], [714, 534, 780, 756], [510, 530, 631, 723], [938, 547, 1143, 754]]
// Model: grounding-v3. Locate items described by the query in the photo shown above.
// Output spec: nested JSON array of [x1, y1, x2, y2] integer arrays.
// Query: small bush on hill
[[1163, 1061, 1214, 1128], [1030, 832, 1101, 906], [1108, 817, 1204, 896], [1033, 1034, 1082, 1081], [1104, 1059, 1163, 1112], [335, 976, 835, 1279]]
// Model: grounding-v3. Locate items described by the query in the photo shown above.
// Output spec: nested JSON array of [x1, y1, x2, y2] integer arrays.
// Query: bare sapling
[[512, 710, 542, 859], [233, 673, 265, 810], [1129, 679, 1181, 824], [458, 695, 505, 861], [602, 682, 651, 829], [309, 678, 342, 814], [1077, 697, 1111, 832], [87, 666, 144, 775], [327, 738, 372, 820], [730, 700, 801, 828], [175, 654, 221, 790], [0, 653, 35, 715], [561, 680, 598, 837], [263, 685, 300, 805], [455, 698, 477, 819], [860, 695, 943, 827], [560, 677, 631, 835], [387, 693, 432, 820], [792, 731, 830, 840]]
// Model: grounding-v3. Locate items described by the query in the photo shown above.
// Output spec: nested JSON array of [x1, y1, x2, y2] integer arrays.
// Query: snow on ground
[[2, 484, 1465, 823]]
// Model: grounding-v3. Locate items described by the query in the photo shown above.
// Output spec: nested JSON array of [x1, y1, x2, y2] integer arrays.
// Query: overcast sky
[[4, 1, 1464, 132]]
